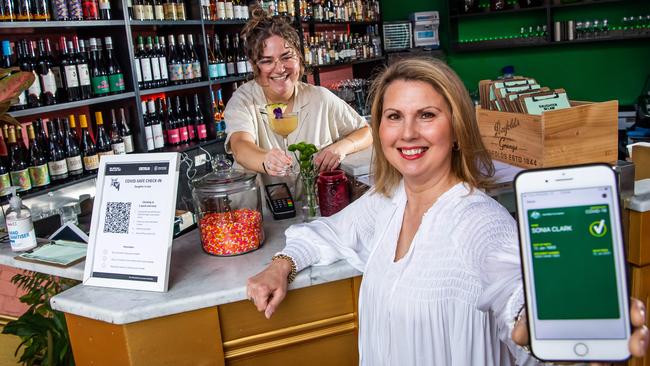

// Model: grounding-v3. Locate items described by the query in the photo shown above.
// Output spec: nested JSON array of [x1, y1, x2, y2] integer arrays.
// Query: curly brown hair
[[240, 6, 304, 78]]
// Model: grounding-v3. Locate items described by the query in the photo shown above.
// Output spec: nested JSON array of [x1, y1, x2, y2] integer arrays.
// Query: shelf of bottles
[[302, 26, 383, 68], [0, 0, 119, 24]]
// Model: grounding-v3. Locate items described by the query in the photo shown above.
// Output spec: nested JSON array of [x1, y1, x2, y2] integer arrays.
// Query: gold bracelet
[[271, 254, 297, 284]]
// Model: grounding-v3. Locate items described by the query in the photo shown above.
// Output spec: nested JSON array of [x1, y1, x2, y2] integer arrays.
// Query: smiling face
[[256, 35, 300, 102], [378, 79, 455, 187]]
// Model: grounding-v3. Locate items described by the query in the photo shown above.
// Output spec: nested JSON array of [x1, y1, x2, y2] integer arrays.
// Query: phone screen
[[521, 185, 627, 340]]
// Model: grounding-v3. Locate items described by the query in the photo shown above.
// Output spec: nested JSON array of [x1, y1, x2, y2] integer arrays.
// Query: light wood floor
[[0, 321, 21, 366]]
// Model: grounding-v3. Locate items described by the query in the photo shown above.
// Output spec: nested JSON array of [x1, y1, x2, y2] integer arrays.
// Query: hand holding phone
[[514, 164, 631, 362]]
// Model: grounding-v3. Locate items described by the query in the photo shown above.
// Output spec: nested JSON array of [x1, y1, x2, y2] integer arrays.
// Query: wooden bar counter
[[50, 214, 362, 366]]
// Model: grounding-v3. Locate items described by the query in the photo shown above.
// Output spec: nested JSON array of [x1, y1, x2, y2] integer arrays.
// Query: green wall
[[381, 0, 650, 106]]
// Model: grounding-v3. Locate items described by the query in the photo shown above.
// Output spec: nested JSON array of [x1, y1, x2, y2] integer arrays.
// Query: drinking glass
[[268, 111, 298, 175]]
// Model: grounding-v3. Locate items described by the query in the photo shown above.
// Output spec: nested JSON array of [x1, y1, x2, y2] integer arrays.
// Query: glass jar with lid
[[191, 157, 264, 256]]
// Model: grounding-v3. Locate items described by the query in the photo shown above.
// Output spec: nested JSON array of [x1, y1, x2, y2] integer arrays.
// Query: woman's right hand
[[264, 148, 293, 176], [246, 259, 292, 319]]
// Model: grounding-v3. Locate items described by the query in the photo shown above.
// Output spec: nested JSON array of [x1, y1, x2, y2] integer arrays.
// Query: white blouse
[[281, 182, 544, 366]]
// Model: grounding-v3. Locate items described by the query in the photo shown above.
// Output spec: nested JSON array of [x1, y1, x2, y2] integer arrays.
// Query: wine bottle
[[165, 96, 180, 146], [27, 124, 50, 190], [143, 0, 154, 20], [59, 36, 81, 102], [176, 95, 189, 143], [155, 36, 169, 87], [1, 0, 17, 21], [216, 0, 225, 20], [234, 33, 247, 76], [233, 0, 241, 19], [33, 0, 51, 20], [224, 34, 235, 76], [184, 95, 195, 141], [193, 94, 207, 141], [46, 119, 69, 182], [64, 115, 84, 177], [214, 34, 227, 78], [153, 0, 164, 20], [224, 0, 233, 19], [98, 0, 111, 19], [8, 126, 31, 193], [150, 99, 165, 149], [67, 0, 83, 20], [32, 119, 49, 152], [118, 108, 134, 153], [68, 113, 79, 141], [174, 0, 185, 20], [136, 36, 153, 89], [94, 111, 113, 157], [186, 34, 201, 81], [103, 37, 125, 94], [146, 36, 161, 88], [207, 36, 218, 80], [19, 41, 41, 108], [163, 0, 175, 20], [72, 36, 92, 100], [177, 34, 193, 83], [89, 38, 110, 97], [142, 100, 154, 151], [215, 88, 226, 138], [0, 152, 11, 199], [167, 35, 183, 85], [16, 0, 33, 20], [109, 109, 126, 154], [82, 0, 99, 19], [79, 114, 99, 174], [4, 41, 28, 111], [36, 39, 59, 106]]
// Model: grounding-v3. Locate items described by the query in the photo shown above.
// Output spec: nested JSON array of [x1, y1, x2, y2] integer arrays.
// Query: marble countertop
[[50, 214, 361, 325], [0, 241, 85, 281]]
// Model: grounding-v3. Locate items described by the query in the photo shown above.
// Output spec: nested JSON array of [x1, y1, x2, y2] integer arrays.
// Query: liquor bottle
[[234, 33, 247, 76], [163, 0, 175, 20], [117, 108, 134, 153], [153, 0, 164, 19], [209, 0, 216, 20], [150, 99, 165, 149], [224, 34, 235, 76], [1, 0, 17, 21], [175, 95, 188, 143], [3, 41, 28, 111], [184, 95, 195, 141], [186, 34, 201, 81], [36, 39, 59, 106], [216, 0, 225, 20], [67, 0, 83, 19], [98, 0, 111, 19], [64, 115, 84, 177], [142, 100, 154, 151], [278, 0, 286, 16], [146, 36, 161, 88], [107, 110, 125, 155], [45, 119, 68, 182], [193, 94, 207, 141], [104, 36, 125, 94], [143, 0, 154, 20], [27, 124, 50, 190], [79, 114, 99, 174], [224, 0, 233, 19], [177, 34, 193, 83], [174, 0, 185, 20], [94, 111, 113, 157], [242, 36, 253, 74], [200, 0, 209, 19], [167, 34, 183, 85], [206, 36, 218, 80], [82, 0, 99, 19], [135, 36, 153, 89], [32, 119, 48, 152], [8, 127, 31, 193], [241, 0, 248, 19], [72, 36, 91, 100], [89, 38, 110, 96], [155, 36, 169, 86], [165, 96, 180, 146], [59, 37, 81, 102], [50, 0, 67, 19], [33, 0, 50, 20], [214, 34, 226, 78], [17, 0, 33, 20], [132, 0, 144, 20], [215, 88, 226, 138]]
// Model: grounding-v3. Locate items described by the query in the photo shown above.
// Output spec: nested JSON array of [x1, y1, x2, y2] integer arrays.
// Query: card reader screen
[[268, 184, 290, 200]]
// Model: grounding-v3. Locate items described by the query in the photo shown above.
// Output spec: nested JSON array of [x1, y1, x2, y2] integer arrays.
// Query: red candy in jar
[[317, 169, 350, 217]]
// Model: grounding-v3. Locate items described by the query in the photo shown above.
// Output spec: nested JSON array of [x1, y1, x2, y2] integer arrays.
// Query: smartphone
[[264, 183, 296, 220], [514, 164, 630, 362]]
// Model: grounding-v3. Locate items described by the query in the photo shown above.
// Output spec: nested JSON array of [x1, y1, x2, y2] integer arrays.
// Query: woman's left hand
[[512, 297, 649, 364], [314, 145, 346, 172]]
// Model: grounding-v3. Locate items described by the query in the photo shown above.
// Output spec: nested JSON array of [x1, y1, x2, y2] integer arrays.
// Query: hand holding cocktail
[[264, 103, 298, 176]]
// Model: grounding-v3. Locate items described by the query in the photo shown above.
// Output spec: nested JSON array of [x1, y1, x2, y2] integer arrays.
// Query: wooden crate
[[475, 100, 618, 169]]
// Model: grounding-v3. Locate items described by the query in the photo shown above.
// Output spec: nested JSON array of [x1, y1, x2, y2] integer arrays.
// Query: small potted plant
[[288, 142, 319, 221]]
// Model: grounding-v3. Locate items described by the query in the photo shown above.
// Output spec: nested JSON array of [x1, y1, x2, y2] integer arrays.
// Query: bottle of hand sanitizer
[[5, 187, 37, 252]]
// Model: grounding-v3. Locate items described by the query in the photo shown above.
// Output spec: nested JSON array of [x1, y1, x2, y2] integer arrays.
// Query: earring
[[453, 141, 460, 151]]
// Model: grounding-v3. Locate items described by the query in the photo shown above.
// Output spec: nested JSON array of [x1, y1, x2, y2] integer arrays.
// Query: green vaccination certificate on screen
[[527, 204, 619, 320]]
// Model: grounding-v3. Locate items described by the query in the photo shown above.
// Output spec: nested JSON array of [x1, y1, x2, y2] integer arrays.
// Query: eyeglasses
[[256, 53, 298, 71]]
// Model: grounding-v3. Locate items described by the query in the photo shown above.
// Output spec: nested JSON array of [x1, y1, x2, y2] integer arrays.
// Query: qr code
[[103, 202, 131, 234]]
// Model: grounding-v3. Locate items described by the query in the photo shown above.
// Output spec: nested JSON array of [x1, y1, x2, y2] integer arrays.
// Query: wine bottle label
[[16, 92, 28, 107], [152, 124, 165, 148], [175, 3, 185, 19], [208, 63, 219, 79], [28, 72, 42, 97], [77, 64, 91, 86], [98, 0, 110, 9], [133, 4, 144, 20], [187, 125, 195, 141], [143, 4, 154, 20], [0, 173, 11, 192], [10, 169, 31, 191], [144, 125, 154, 151], [91, 75, 110, 95], [216, 2, 225, 19], [53, 66, 64, 88], [83, 154, 99, 170], [163, 2, 176, 20], [246, 60, 253, 73], [233, 4, 242, 19], [151, 57, 162, 81], [141, 58, 153, 82], [197, 124, 207, 139], [135, 59, 143, 82], [7, 217, 37, 252], [67, 0, 83, 19], [225, 2, 233, 19], [82, 0, 98, 18], [183, 62, 193, 80], [242, 3, 248, 19], [179, 126, 189, 142], [98, 150, 114, 157], [66, 155, 84, 173], [167, 128, 180, 144], [168, 63, 183, 81], [64, 65, 80, 87], [236, 60, 247, 74], [28, 163, 50, 187], [123, 135, 134, 153], [217, 63, 227, 78], [40, 71, 58, 95], [192, 62, 201, 79], [48, 159, 69, 177], [154, 4, 164, 19], [53, 0, 69, 20], [226, 62, 235, 75], [158, 56, 168, 80], [109, 73, 125, 92], [112, 142, 126, 155]]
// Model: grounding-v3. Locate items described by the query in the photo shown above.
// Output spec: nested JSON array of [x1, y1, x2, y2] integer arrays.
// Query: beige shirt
[[224, 79, 367, 154]]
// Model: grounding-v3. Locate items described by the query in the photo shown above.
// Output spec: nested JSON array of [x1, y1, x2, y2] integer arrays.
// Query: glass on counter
[[191, 156, 264, 256]]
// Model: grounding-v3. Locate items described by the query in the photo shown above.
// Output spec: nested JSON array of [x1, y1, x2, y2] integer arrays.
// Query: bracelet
[[262, 162, 269, 174], [271, 254, 297, 284]]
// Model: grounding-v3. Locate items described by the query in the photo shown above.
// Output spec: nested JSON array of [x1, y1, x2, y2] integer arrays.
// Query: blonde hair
[[240, 6, 304, 78], [368, 58, 494, 197]]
